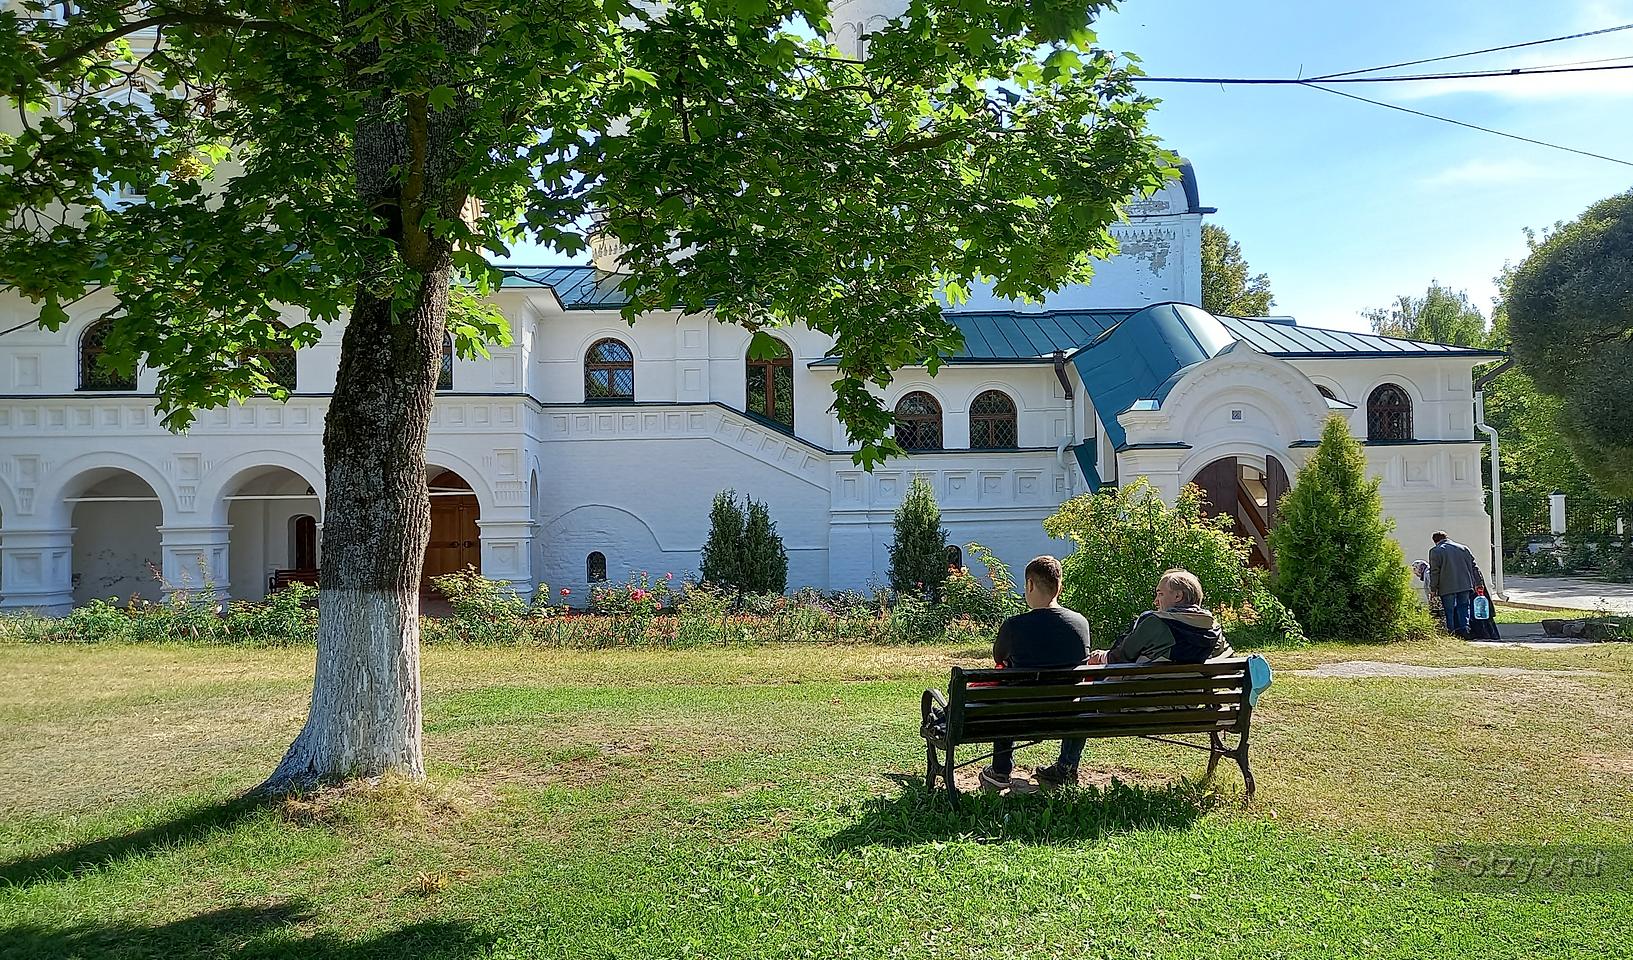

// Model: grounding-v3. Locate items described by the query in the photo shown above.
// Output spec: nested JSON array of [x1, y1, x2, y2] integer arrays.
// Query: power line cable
[[1308, 22, 1633, 80], [1137, 62, 1633, 84], [1302, 82, 1633, 167]]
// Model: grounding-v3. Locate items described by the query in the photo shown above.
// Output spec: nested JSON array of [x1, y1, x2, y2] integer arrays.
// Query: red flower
[[561, 588, 571, 597]]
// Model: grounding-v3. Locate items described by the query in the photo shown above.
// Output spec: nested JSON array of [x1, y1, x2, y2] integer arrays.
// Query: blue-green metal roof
[[502, 265, 633, 309], [1070, 303, 1238, 449]]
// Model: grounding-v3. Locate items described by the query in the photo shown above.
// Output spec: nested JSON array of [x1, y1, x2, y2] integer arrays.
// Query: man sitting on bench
[[1086, 568, 1233, 666], [979, 556, 1093, 793]]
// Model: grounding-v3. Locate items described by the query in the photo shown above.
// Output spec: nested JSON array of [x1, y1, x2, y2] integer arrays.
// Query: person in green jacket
[[1087, 568, 1234, 665]]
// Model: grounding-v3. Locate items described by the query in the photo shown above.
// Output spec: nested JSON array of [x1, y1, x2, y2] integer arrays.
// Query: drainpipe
[[1053, 350, 1077, 493], [1474, 358, 1513, 598]]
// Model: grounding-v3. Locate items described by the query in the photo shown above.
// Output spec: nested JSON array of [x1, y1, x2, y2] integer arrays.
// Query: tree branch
[[38, 10, 331, 73]]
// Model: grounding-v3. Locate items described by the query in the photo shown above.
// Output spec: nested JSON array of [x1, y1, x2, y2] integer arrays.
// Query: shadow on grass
[[0, 792, 269, 888], [1, 903, 487, 960], [827, 775, 1217, 849]]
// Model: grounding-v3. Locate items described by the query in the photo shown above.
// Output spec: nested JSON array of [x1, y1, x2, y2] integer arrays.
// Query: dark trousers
[[1442, 590, 1475, 636], [991, 737, 1086, 777]]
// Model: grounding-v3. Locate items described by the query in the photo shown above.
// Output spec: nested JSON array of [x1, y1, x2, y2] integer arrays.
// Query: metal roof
[[499, 267, 1506, 363]]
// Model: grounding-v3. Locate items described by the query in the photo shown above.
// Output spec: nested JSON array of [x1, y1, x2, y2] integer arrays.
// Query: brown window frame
[[745, 339, 794, 428], [968, 389, 1018, 450], [78, 319, 137, 391], [585, 338, 635, 401], [894, 391, 944, 451], [1366, 383, 1414, 441]]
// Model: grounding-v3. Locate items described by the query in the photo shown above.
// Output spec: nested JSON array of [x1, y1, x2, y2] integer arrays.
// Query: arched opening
[[224, 465, 322, 600], [1316, 384, 1338, 402], [1188, 455, 1291, 569], [292, 515, 318, 570], [437, 333, 454, 391], [585, 338, 634, 401], [79, 319, 137, 391], [587, 551, 607, 583], [894, 391, 943, 451], [1367, 383, 1413, 441], [68, 469, 163, 605], [944, 543, 963, 573], [745, 338, 794, 428], [969, 390, 1018, 450], [424, 469, 480, 587]]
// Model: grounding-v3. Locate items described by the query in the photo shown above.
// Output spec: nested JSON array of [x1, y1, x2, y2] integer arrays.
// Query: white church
[[0, 3, 1504, 614]]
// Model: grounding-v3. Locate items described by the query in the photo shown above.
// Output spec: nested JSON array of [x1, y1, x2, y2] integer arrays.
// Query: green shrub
[[699, 490, 788, 595], [740, 498, 789, 594], [888, 476, 950, 596], [942, 542, 1024, 624], [1270, 415, 1435, 644], [1219, 576, 1310, 650], [221, 583, 317, 646], [1043, 478, 1258, 643]]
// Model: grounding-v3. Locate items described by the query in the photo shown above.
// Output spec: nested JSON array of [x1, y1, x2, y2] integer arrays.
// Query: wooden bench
[[268, 568, 319, 592], [920, 658, 1260, 802]]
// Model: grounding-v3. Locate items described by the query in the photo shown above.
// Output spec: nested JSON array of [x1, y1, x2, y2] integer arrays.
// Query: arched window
[[585, 338, 634, 401], [944, 544, 963, 572], [1316, 384, 1338, 401], [894, 391, 943, 451], [1367, 383, 1414, 441], [79, 319, 136, 391], [969, 390, 1018, 450], [244, 345, 297, 391], [745, 339, 793, 428], [437, 333, 454, 391], [587, 551, 607, 583]]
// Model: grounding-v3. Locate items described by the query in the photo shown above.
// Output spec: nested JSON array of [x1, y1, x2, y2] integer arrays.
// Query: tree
[[1041, 477, 1252, 641], [740, 497, 789, 595], [1506, 192, 1633, 497], [889, 476, 949, 595], [1269, 416, 1428, 644], [1363, 282, 1489, 347], [0, 1, 1170, 790], [1200, 223, 1273, 316], [699, 489, 746, 591]]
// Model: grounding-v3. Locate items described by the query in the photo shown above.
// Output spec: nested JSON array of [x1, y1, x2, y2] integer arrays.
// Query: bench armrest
[[920, 688, 948, 738]]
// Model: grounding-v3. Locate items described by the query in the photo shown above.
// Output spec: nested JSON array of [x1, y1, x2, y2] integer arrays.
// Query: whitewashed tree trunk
[[262, 94, 463, 793]]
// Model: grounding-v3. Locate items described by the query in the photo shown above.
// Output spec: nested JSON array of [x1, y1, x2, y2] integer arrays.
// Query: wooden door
[[424, 471, 479, 585], [1266, 456, 1290, 529], [1191, 457, 1238, 520]]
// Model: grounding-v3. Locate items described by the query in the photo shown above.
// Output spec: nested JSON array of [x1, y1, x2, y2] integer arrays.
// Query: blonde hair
[[1159, 568, 1204, 607]]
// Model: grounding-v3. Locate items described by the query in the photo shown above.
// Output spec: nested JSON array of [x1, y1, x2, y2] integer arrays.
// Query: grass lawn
[[1493, 603, 1606, 624], [3, 637, 1631, 959]]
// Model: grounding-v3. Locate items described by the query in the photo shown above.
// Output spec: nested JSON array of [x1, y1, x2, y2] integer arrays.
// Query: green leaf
[[622, 67, 659, 88], [427, 85, 457, 112]]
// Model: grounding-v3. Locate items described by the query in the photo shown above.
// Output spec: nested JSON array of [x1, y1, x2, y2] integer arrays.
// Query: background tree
[[1363, 282, 1489, 347], [699, 490, 747, 591], [1506, 191, 1633, 498], [1270, 416, 1430, 644], [1200, 223, 1274, 316], [0, 0, 1170, 789], [740, 498, 789, 595], [888, 476, 949, 595]]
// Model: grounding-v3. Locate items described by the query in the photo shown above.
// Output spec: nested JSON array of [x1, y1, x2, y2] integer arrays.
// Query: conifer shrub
[[888, 476, 950, 596], [699, 489, 788, 595], [1270, 415, 1435, 643]]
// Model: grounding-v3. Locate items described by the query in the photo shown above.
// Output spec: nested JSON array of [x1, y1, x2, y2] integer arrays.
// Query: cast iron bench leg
[[1236, 732, 1255, 798], [1205, 732, 1224, 781], [943, 745, 959, 806], [925, 742, 939, 792]]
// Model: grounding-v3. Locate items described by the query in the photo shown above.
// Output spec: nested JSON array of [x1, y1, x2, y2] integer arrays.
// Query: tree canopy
[[1199, 222, 1273, 317], [1506, 191, 1633, 498], [1363, 282, 1489, 347], [0, 0, 1174, 463]]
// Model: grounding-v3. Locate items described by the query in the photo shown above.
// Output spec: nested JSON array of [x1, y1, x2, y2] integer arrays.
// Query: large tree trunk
[[262, 92, 461, 793]]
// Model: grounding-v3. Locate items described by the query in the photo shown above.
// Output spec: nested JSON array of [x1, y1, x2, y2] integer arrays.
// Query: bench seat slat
[[957, 660, 1249, 684], [957, 716, 1241, 743], [961, 676, 1245, 701], [963, 691, 1245, 719], [963, 705, 1239, 733]]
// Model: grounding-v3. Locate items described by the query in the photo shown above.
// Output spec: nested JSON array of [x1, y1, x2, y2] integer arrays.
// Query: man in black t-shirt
[[980, 555, 1093, 792]]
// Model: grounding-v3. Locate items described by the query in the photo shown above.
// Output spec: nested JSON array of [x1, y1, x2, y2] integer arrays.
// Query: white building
[[0, 160, 1504, 614]]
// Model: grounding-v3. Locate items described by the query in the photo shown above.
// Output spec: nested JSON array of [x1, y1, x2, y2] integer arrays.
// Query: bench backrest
[[945, 658, 1253, 745]]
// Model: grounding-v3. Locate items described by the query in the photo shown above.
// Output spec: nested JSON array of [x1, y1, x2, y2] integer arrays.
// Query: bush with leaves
[[1042, 478, 1259, 643], [942, 542, 1025, 624], [699, 490, 746, 590], [1270, 415, 1435, 644], [889, 476, 951, 596]]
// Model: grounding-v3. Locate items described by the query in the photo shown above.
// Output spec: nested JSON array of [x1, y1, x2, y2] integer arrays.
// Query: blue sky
[[502, 1, 1633, 333], [1095, 0, 1633, 330]]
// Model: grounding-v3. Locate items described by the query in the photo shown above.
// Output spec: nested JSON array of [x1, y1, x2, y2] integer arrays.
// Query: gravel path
[[1294, 661, 1610, 679]]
